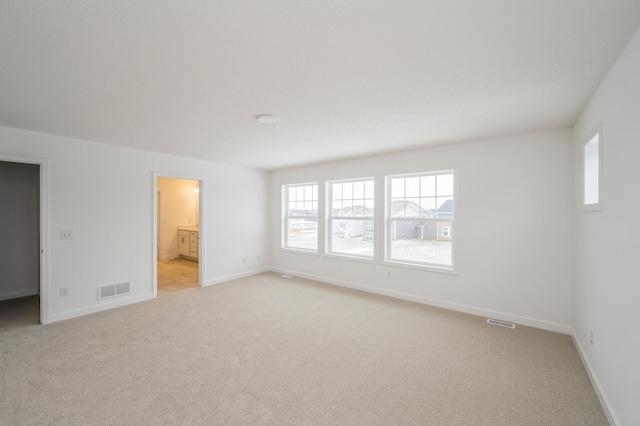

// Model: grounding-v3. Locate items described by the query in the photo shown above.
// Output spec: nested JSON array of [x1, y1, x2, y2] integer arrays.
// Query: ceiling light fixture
[[256, 115, 279, 125]]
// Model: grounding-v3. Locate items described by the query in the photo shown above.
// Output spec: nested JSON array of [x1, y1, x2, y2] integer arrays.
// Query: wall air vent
[[98, 282, 130, 300], [487, 318, 516, 329]]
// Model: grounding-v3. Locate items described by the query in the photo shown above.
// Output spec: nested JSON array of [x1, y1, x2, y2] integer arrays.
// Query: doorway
[[0, 158, 44, 326], [154, 176, 202, 296]]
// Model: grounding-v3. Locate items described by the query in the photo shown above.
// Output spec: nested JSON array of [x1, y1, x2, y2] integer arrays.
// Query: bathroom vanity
[[178, 225, 199, 260]]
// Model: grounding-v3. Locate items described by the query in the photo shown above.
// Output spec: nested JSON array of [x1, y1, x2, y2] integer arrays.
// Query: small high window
[[584, 124, 602, 211]]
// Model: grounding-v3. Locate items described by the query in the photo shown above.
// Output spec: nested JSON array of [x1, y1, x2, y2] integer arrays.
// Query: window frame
[[583, 123, 603, 212], [384, 170, 455, 272], [326, 177, 375, 261], [282, 182, 319, 253]]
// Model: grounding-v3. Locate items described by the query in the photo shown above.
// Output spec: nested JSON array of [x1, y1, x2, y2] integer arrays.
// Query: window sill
[[280, 247, 320, 256], [583, 203, 602, 212], [382, 259, 457, 275], [324, 252, 376, 264]]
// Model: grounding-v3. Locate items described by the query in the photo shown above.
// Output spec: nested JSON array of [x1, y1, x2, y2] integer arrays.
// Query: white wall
[[0, 126, 270, 323], [572, 28, 640, 426], [157, 177, 198, 260], [271, 128, 573, 333]]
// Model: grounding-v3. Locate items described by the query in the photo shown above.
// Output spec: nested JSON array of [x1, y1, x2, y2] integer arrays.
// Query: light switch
[[60, 230, 74, 240]]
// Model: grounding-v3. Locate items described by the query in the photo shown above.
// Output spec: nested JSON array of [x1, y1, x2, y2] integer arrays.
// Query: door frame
[[0, 154, 49, 324], [152, 172, 204, 297]]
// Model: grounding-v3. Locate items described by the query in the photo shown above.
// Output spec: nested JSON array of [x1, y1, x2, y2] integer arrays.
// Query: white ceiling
[[1, 1, 639, 170]]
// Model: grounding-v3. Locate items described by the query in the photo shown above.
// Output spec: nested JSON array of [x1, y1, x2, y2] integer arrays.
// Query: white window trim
[[326, 177, 375, 260], [384, 170, 455, 272], [282, 182, 319, 253], [583, 123, 603, 212]]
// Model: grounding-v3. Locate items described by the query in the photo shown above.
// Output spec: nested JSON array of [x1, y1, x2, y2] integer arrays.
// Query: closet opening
[[0, 158, 46, 327]]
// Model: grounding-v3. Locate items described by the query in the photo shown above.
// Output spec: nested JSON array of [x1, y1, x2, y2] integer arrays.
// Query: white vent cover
[[487, 318, 516, 329], [98, 282, 130, 300]]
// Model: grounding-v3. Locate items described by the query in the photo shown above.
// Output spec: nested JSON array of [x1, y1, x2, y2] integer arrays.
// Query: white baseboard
[[271, 267, 571, 335], [571, 330, 619, 426], [47, 294, 154, 324], [0, 288, 37, 302], [159, 254, 180, 260], [46, 268, 269, 323], [204, 267, 271, 287]]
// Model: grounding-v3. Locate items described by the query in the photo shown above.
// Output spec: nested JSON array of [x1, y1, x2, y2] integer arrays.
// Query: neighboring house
[[332, 200, 453, 241], [363, 222, 374, 241], [436, 200, 454, 241], [415, 220, 437, 240], [337, 220, 363, 238], [390, 200, 436, 240], [333, 206, 373, 239], [288, 209, 318, 221], [437, 222, 453, 241], [436, 199, 454, 219]]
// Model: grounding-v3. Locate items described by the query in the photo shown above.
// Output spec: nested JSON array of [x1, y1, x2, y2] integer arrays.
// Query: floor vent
[[98, 282, 130, 300], [487, 318, 516, 329], [280, 274, 294, 279]]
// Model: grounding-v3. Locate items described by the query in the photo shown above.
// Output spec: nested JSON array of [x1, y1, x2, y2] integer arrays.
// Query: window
[[386, 171, 454, 269], [584, 124, 602, 211], [283, 183, 318, 251], [327, 178, 374, 258]]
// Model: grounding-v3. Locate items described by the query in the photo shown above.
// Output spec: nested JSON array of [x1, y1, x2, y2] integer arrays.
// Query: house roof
[[1, 2, 639, 170], [333, 205, 374, 217], [437, 200, 454, 214], [415, 221, 433, 228], [390, 201, 434, 218]]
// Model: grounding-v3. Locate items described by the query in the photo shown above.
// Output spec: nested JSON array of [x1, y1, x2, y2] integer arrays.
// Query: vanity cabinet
[[178, 228, 199, 260]]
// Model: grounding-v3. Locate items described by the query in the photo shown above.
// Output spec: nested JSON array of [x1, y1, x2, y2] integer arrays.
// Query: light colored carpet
[[0, 273, 607, 425]]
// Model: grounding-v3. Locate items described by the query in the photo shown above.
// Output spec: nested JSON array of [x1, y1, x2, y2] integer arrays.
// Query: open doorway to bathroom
[[155, 177, 201, 295]]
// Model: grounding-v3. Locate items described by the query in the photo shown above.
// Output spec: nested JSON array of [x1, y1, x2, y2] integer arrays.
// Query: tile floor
[[157, 257, 199, 295]]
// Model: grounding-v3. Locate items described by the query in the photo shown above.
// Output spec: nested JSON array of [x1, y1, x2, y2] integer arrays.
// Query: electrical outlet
[[60, 287, 69, 297], [257, 255, 261, 261], [590, 330, 594, 345], [386, 272, 391, 279], [60, 230, 74, 240]]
